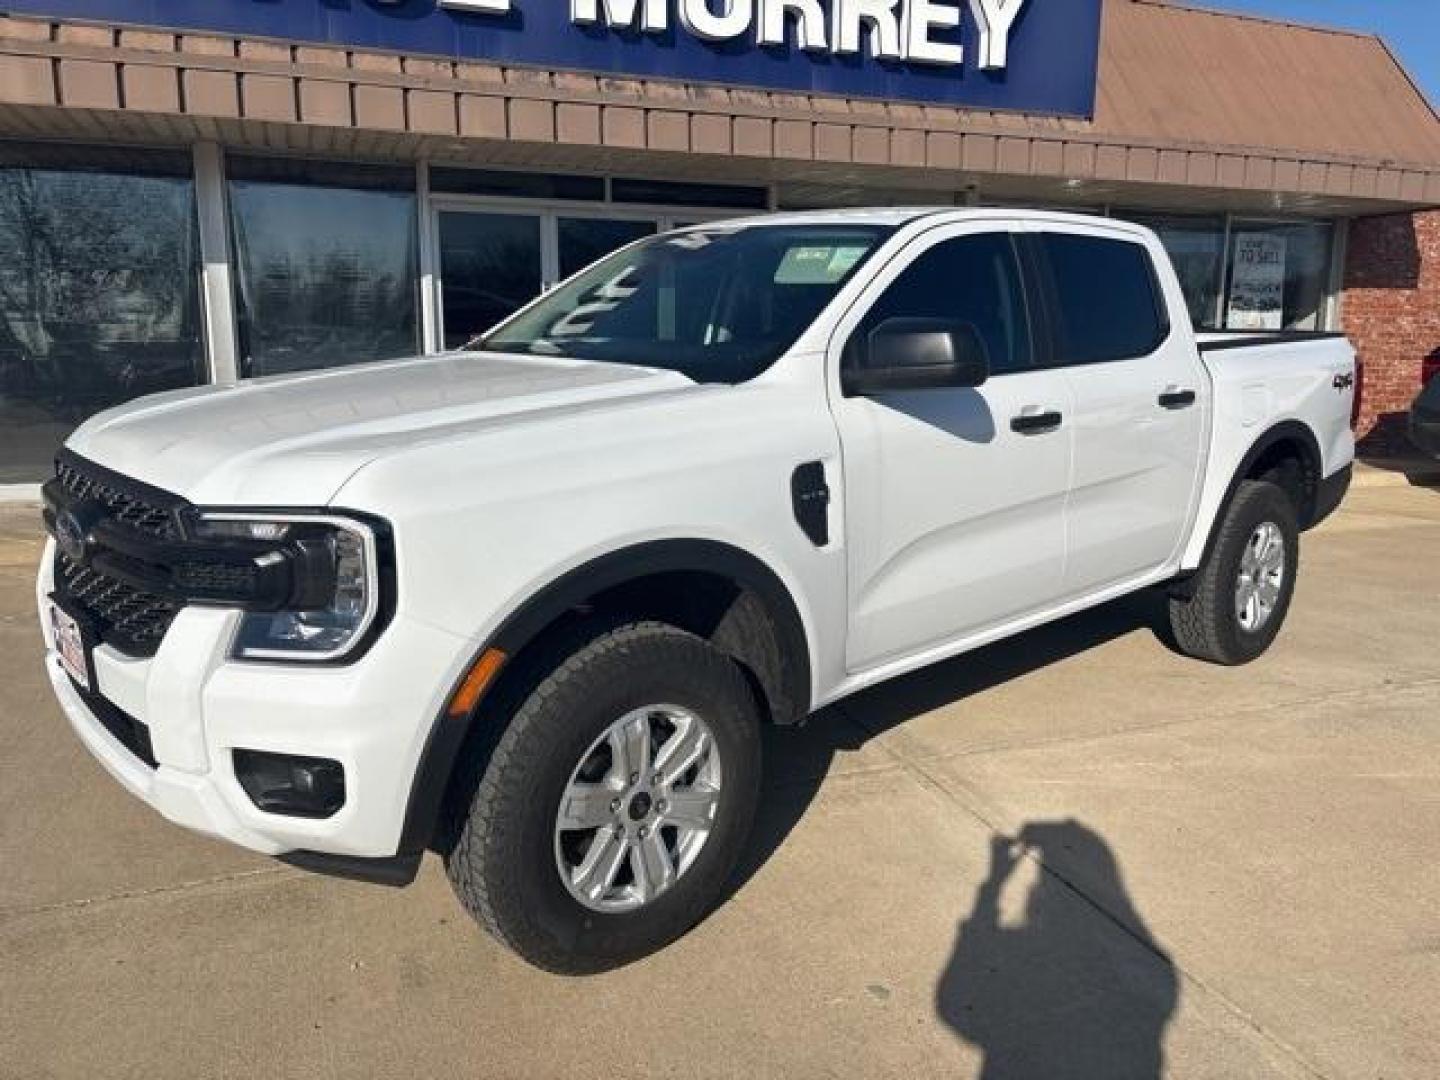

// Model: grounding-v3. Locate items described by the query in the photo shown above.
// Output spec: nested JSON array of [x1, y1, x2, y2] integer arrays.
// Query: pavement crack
[[0, 865, 297, 923]]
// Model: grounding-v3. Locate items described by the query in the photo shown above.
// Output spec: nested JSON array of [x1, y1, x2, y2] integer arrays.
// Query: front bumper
[[38, 539, 470, 869]]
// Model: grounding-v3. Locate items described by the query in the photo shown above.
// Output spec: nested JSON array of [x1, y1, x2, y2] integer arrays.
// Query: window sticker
[[775, 244, 872, 284]]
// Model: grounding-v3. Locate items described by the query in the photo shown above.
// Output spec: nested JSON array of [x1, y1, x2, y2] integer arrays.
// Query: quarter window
[[1039, 233, 1167, 365], [854, 233, 1033, 376]]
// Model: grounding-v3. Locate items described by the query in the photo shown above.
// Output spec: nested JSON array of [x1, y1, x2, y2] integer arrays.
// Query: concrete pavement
[[2, 483, 1438, 1079]]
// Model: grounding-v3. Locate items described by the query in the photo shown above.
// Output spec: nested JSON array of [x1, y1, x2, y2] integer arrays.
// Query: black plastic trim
[[1011, 411, 1064, 435], [54, 447, 189, 522], [791, 462, 831, 547], [393, 539, 813, 861], [1311, 464, 1352, 529], [68, 675, 157, 769], [276, 849, 421, 887], [1198, 331, 1347, 353]]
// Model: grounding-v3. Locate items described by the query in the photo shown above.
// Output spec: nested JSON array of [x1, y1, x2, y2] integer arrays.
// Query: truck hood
[[65, 352, 694, 505]]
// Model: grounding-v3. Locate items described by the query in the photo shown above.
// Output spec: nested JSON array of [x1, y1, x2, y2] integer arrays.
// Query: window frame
[[1024, 228, 1173, 370]]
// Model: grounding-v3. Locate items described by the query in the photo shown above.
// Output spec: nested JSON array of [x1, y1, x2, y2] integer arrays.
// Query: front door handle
[[1010, 410, 1064, 435], [1159, 388, 1197, 410]]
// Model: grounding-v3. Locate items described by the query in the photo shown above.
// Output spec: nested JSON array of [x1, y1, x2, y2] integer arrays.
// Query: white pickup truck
[[38, 210, 1355, 972]]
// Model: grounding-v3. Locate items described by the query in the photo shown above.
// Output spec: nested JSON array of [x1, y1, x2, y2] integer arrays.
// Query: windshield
[[475, 223, 893, 384]]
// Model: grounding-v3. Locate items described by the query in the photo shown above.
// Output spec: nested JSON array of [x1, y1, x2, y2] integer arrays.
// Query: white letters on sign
[[903, 0, 963, 65], [680, 0, 755, 42], [571, 0, 668, 32], [832, 0, 902, 60], [756, 0, 830, 52], [439, 0, 513, 13], [427, 0, 1034, 71], [967, 0, 1026, 70]]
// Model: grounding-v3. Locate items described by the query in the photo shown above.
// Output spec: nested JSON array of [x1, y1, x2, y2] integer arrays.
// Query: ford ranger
[[37, 210, 1355, 972]]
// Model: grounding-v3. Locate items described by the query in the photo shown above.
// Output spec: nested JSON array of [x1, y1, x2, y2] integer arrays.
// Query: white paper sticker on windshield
[[775, 244, 870, 285]]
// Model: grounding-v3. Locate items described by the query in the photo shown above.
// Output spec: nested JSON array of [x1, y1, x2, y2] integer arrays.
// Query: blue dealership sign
[[4, 0, 1103, 117]]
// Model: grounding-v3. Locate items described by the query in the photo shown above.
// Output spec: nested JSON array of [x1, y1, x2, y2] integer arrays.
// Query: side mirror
[[842, 318, 991, 397]]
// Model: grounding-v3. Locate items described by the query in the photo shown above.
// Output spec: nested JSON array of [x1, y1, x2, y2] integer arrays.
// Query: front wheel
[[444, 620, 762, 974], [1167, 479, 1300, 666]]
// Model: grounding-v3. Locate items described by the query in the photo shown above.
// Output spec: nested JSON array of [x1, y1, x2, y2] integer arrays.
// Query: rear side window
[[1039, 233, 1169, 365]]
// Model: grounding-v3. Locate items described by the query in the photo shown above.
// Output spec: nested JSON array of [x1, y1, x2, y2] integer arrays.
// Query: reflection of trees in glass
[[0, 168, 203, 419], [231, 183, 418, 376]]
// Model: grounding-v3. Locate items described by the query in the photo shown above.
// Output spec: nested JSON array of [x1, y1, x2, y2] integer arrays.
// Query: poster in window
[[1227, 233, 1287, 330]]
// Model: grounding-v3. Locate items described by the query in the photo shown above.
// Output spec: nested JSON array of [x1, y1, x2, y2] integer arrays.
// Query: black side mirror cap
[[842, 318, 991, 397]]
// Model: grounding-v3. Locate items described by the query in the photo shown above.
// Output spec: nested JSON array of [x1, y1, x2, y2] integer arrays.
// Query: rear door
[[830, 222, 1074, 672], [1030, 226, 1208, 594]]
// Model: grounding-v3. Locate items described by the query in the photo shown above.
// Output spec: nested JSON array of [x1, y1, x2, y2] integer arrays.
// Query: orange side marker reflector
[[447, 648, 507, 717]]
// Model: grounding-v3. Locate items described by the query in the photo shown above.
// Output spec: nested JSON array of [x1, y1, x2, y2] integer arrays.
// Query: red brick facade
[[1342, 210, 1440, 455]]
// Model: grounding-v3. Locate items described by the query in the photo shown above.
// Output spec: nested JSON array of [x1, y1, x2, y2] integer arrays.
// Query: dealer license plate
[[50, 601, 91, 691]]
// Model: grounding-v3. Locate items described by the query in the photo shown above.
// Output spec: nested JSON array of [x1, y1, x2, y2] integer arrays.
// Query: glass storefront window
[[437, 211, 543, 348], [228, 158, 419, 377], [558, 217, 657, 280], [1224, 221, 1333, 331], [1119, 213, 1226, 329], [0, 147, 204, 483]]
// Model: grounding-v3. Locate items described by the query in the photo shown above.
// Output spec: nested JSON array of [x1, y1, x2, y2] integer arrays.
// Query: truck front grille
[[50, 452, 189, 658], [56, 553, 182, 658], [55, 455, 181, 540]]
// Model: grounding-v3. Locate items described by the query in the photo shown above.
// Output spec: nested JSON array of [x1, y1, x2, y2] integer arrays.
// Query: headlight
[[192, 513, 383, 662]]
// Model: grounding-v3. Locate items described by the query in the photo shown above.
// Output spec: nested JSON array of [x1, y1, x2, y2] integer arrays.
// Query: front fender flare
[[396, 538, 813, 860]]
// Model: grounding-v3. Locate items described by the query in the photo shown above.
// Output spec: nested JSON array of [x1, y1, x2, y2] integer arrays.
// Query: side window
[[854, 233, 1033, 376], [1039, 233, 1169, 365]]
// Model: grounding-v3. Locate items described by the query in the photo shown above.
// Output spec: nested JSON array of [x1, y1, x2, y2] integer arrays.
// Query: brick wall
[[1342, 210, 1440, 456]]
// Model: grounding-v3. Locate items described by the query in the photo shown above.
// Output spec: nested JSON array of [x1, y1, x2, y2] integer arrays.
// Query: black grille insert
[[54, 454, 183, 540], [57, 553, 182, 658], [50, 453, 190, 658]]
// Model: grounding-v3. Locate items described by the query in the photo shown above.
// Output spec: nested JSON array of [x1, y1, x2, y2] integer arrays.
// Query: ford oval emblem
[[55, 510, 89, 563]]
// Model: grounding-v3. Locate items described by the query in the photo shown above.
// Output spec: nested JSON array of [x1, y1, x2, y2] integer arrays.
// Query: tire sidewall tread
[[445, 620, 761, 974], [1168, 479, 1300, 666]]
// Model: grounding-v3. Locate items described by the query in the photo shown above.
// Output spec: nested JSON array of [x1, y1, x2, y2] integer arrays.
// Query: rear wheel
[[1168, 480, 1299, 666], [444, 620, 761, 974]]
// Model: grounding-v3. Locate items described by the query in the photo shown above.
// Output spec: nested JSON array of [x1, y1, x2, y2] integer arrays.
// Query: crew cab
[[37, 210, 1355, 973]]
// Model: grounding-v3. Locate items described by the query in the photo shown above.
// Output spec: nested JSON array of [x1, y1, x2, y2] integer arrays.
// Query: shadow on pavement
[[936, 821, 1178, 1079]]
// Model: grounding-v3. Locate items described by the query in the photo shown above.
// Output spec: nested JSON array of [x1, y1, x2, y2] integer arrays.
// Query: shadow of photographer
[[936, 820, 1178, 1079]]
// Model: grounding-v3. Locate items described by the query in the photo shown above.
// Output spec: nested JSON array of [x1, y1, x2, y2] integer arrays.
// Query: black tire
[[444, 620, 762, 974], [1168, 479, 1300, 666]]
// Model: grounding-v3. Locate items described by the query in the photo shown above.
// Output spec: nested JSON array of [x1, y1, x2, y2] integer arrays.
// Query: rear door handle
[[1010, 410, 1064, 435], [1159, 388, 1197, 410]]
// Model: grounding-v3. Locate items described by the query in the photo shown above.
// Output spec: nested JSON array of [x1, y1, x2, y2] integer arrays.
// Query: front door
[[831, 225, 1075, 673]]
